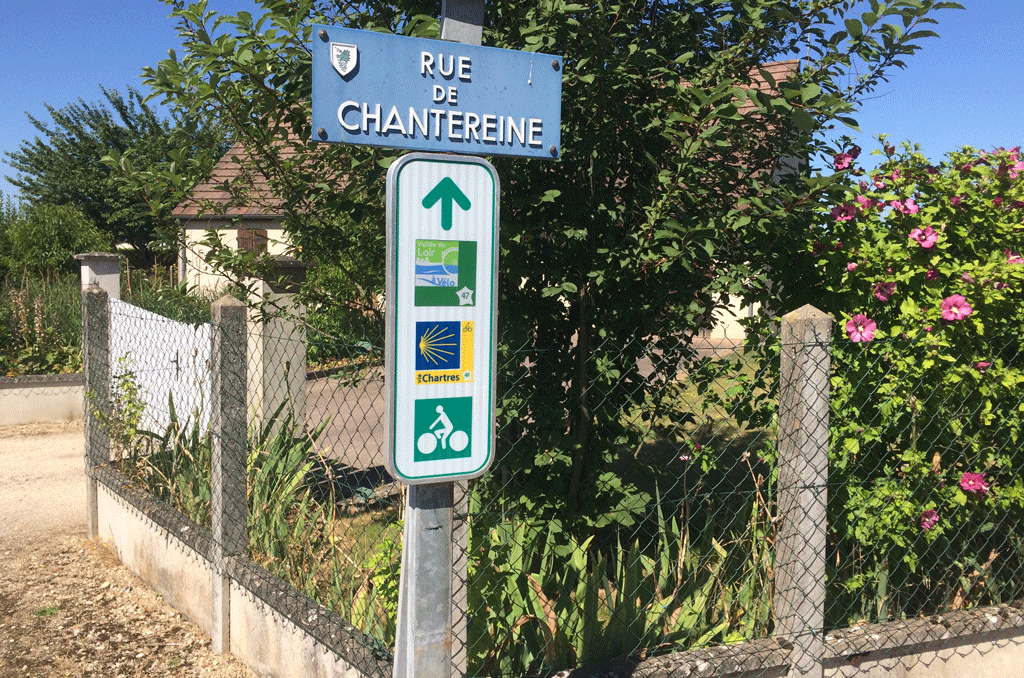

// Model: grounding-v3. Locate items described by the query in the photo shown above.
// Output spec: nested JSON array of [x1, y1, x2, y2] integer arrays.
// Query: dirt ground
[[0, 421, 256, 678]]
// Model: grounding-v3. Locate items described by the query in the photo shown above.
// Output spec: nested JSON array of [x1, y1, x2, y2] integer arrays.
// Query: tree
[[4, 87, 227, 264], [0, 201, 111, 278], [130, 0, 962, 526]]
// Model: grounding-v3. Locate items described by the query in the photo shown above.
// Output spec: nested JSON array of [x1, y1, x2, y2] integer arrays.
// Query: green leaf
[[791, 107, 816, 132], [800, 83, 822, 102]]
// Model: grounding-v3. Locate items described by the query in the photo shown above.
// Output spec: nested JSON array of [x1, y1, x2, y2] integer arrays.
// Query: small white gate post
[[81, 284, 110, 540], [77, 252, 121, 540], [74, 252, 122, 300]]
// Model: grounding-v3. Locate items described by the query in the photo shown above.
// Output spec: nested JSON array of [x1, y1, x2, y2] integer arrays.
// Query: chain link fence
[[84, 284, 1024, 678]]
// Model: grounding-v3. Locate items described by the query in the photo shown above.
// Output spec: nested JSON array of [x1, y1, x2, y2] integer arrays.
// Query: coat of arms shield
[[331, 43, 358, 78]]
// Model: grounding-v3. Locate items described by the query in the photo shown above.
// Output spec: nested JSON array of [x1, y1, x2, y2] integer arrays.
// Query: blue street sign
[[311, 25, 562, 159]]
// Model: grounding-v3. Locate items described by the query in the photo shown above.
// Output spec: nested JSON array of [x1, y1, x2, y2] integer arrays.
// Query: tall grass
[[0, 266, 217, 377], [121, 265, 216, 323], [467, 470, 775, 677], [0, 272, 81, 375]]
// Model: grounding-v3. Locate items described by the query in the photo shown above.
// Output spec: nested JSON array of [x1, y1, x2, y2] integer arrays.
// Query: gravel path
[[0, 422, 255, 677]]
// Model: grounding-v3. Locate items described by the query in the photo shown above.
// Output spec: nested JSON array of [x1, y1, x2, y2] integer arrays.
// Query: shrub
[[1, 202, 111, 278], [814, 143, 1024, 623]]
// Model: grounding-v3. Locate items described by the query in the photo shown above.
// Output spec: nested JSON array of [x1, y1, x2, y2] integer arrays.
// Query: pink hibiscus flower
[[831, 204, 856, 222], [941, 294, 972, 321], [909, 226, 938, 248], [891, 198, 919, 215], [846, 314, 877, 343], [1005, 250, 1024, 265], [919, 510, 939, 531], [924, 269, 938, 281], [847, 262, 858, 272], [874, 281, 896, 302], [974, 361, 992, 373], [960, 472, 990, 496], [834, 152, 853, 170]]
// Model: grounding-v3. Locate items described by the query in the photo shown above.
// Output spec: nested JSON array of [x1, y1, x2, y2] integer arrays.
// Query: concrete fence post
[[774, 304, 831, 678], [246, 257, 309, 436], [82, 284, 111, 540], [211, 295, 249, 655]]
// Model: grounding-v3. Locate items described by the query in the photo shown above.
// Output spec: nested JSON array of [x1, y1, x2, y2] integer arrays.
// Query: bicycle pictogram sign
[[413, 397, 473, 462]]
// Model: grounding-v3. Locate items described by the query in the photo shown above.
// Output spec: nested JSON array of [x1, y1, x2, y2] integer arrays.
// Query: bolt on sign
[[311, 25, 563, 159], [385, 153, 499, 483]]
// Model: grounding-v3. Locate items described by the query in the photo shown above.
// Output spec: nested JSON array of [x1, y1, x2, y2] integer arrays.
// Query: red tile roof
[[173, 142, 296, 221]]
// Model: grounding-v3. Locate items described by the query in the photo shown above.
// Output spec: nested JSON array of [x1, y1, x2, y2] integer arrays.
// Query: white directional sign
[[385, 153, 499, 484]]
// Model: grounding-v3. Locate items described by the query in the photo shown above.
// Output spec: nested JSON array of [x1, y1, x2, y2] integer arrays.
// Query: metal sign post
[[311, 3, 560, 675], [391, 9, 492, 678], [387, 155, 499, 678]]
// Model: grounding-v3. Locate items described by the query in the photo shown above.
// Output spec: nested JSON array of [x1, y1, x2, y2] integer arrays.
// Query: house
[[173, 141, 312, 435], [172, 142, 293, 291], [698, 59, 800, 340]]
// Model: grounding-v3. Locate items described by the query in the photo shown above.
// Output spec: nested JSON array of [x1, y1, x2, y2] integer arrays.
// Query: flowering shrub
[[816, 142, 1024, 624]]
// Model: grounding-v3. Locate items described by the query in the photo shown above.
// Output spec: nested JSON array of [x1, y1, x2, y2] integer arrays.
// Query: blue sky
[[0, 1, 1022, 198]]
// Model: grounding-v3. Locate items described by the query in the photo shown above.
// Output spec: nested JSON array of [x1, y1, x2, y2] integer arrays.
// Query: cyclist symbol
[[417, 404, 469, 455]]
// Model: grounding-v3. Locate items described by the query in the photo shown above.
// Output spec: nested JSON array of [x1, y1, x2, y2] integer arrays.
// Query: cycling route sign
[[385, 153, 499, 484]]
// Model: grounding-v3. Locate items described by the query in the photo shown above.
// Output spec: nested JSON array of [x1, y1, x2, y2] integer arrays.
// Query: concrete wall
[[96, 480, 215, 632], [0, 375, 84, 426], [821, 611, 1024, 678], [92, 469, 387, 678], [228, 583, 367, 678], [568, 613, 1024, 678], [826, 636, 1024, 678]]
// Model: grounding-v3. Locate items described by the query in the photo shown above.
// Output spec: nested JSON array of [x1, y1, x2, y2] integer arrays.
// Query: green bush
[[816, 143, 1024, 624], [1, 202, 111, 278]]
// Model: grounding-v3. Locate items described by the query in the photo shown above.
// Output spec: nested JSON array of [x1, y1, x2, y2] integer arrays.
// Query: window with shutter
[[238, 228, 268, 253]]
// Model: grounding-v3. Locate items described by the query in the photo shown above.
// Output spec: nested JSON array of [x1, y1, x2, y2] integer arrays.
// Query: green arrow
[[421, 177, 471, 231]]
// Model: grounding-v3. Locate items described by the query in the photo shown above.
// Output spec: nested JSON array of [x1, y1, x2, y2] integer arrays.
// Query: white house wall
[[181, 225, 290, 292]]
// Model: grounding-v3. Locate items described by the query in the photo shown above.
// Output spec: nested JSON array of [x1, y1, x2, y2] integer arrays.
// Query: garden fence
[[83, 278, 1024, 678]]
